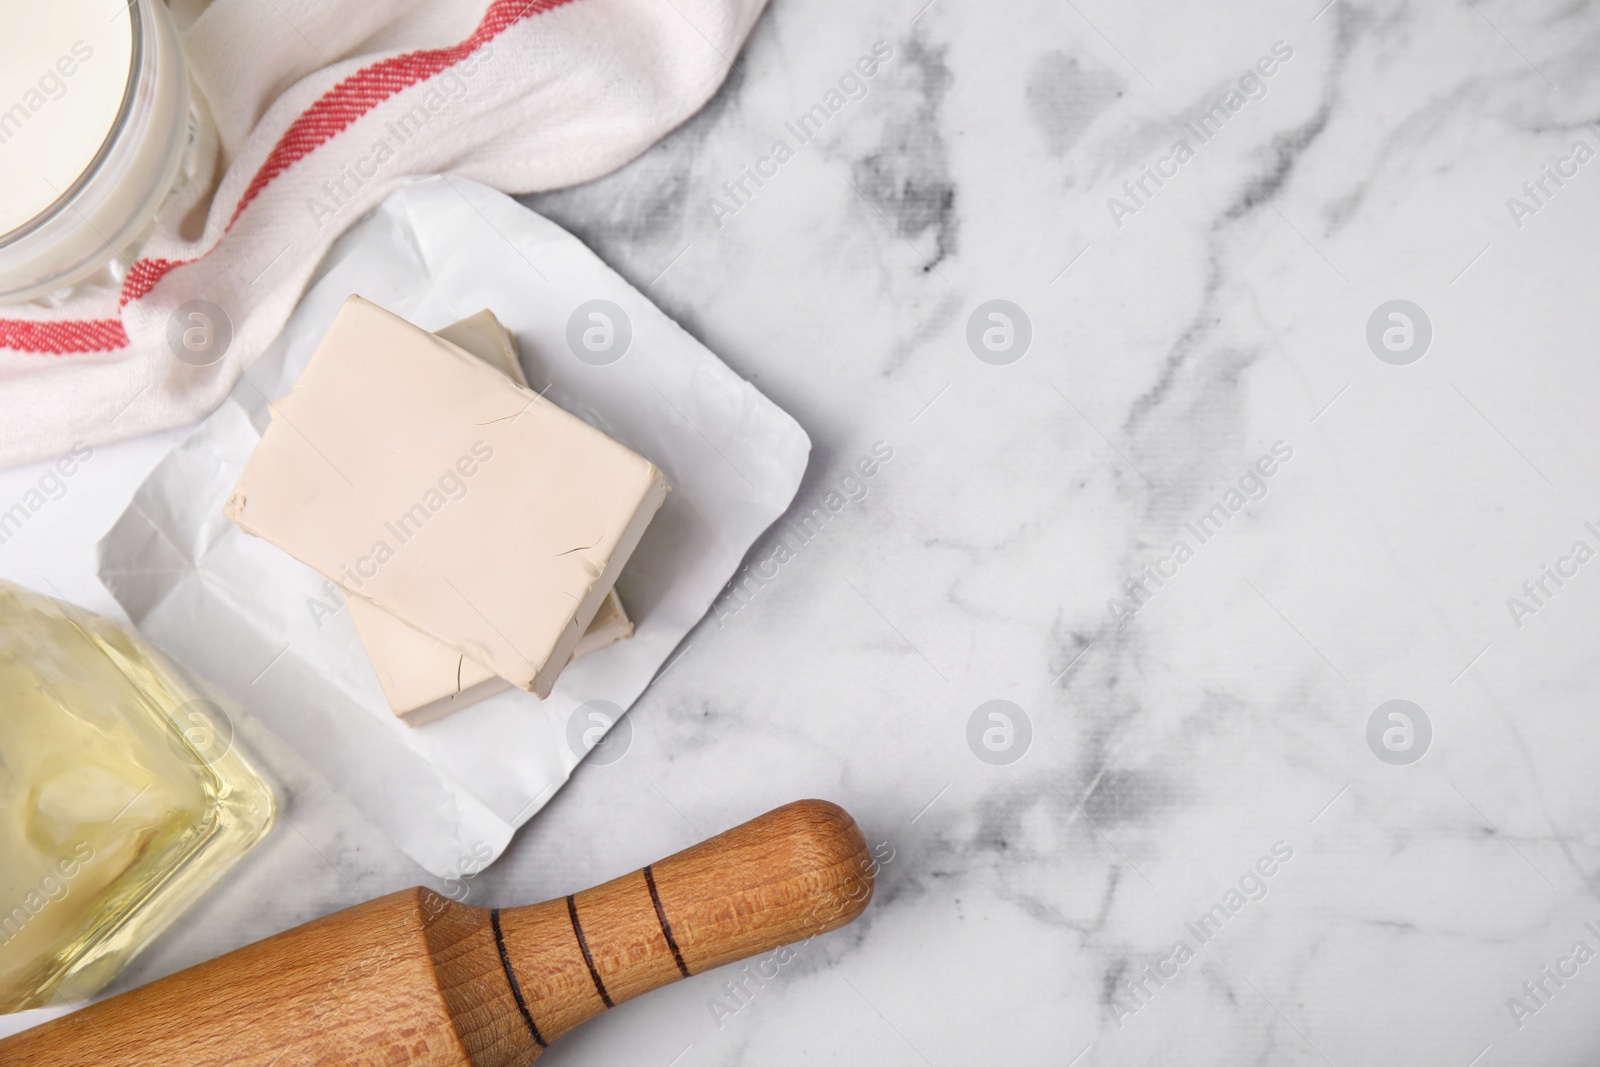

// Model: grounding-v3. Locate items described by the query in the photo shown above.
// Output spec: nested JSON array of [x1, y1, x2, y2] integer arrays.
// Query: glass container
[[0, 580, 275, 1013], [0, 0, 192, 304]]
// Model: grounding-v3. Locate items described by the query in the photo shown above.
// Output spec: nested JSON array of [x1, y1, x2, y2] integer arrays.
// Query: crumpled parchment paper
[[97, 176, 809, 878]]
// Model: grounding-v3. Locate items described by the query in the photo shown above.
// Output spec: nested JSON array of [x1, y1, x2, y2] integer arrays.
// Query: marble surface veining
[[6, 0, 1600, 1064]]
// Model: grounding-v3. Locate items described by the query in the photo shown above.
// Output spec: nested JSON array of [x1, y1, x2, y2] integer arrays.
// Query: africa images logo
[[705, 41, 895, 228], [1106, 40, 1294, 229]]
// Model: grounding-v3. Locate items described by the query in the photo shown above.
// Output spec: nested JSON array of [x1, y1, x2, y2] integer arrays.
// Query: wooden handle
[[426, 798, 872, 1064], [0, 800, 874, 1067]]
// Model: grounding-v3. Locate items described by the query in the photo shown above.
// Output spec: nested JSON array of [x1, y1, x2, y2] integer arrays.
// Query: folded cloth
[[0, 0, 765, 469]]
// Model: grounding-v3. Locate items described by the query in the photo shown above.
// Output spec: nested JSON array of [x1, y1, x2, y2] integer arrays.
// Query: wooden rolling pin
[[0, 800, 873, 1066]]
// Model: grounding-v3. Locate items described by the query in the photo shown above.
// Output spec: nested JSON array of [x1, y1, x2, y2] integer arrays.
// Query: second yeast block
[[224, 296, 668, 697]]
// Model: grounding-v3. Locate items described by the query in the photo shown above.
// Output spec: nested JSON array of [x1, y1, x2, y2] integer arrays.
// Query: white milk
[[0, 3, 134, 234], [0, 0, 188, 303]]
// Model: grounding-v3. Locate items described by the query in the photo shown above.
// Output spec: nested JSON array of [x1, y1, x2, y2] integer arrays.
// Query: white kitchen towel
[[0, 0, 765, 469]]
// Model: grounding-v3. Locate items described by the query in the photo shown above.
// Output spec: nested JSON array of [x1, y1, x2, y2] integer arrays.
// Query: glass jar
[[0, 0, 191, 304], [0, 581, 275, 1013]]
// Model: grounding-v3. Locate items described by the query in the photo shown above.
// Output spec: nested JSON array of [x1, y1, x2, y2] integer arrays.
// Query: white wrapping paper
[[96, 177, 810, 878]]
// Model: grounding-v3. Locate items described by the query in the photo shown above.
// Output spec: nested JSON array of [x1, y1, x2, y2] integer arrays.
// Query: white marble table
[[6, 0, 1600, 1063]]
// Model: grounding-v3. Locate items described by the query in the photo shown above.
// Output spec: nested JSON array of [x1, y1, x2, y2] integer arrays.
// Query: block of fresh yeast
[[224, 296, 668, 698], [342, 309, 635, 725], [434, 309, 527, 387], [347, 583, 633, 726]]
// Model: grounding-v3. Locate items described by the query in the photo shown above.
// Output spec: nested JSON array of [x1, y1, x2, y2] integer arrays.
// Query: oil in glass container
[[0, 580, 275, 1012]]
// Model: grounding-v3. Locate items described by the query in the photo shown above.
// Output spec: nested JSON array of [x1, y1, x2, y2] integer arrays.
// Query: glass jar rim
[[0, 1, 145, 250]]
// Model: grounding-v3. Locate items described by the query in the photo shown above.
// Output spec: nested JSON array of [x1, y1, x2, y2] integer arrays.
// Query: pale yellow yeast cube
[[344, 309, 634, 724], [225, 296, 667, 697]]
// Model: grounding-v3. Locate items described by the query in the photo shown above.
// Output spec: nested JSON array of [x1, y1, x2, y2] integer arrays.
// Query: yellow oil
[[0, 581, 275, 1012]]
